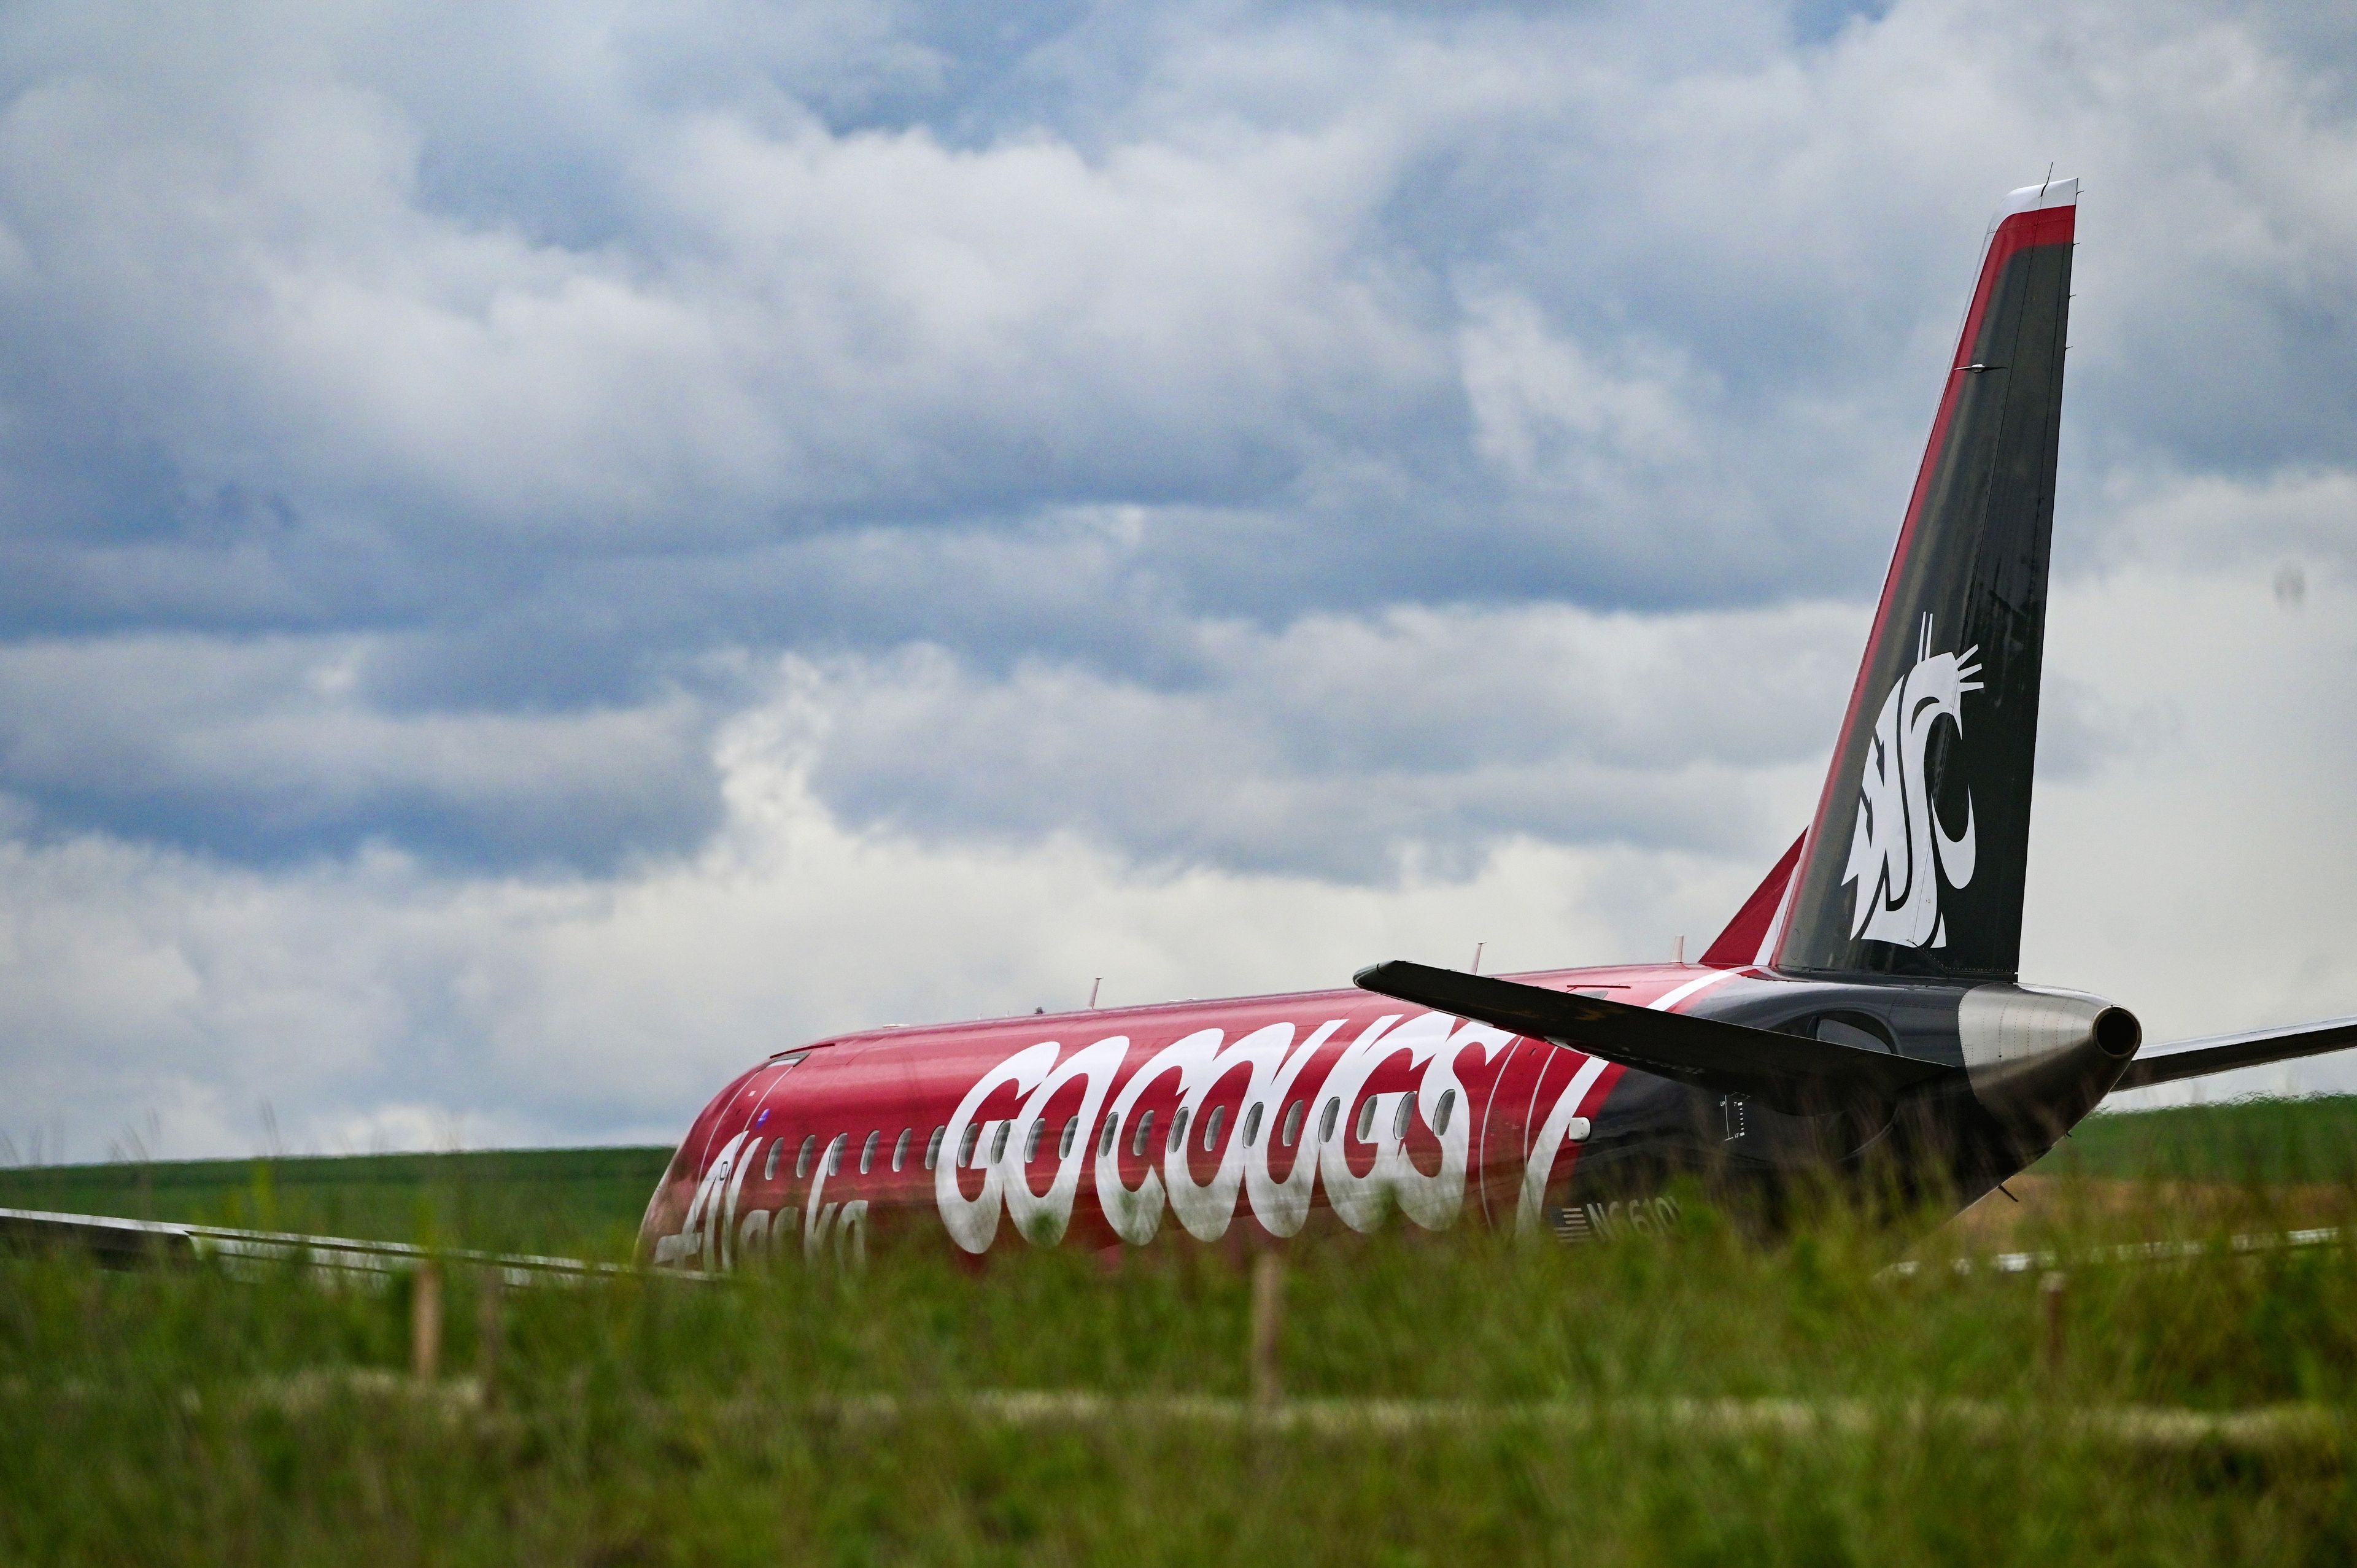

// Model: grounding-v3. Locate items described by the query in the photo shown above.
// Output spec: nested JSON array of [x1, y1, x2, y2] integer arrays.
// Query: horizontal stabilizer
[[2109, 1016, 2357, 1093], [1352, 960, 1957, 1114]]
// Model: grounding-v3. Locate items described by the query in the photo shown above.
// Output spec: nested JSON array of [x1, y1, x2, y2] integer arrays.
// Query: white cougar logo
[[1843, 614, 1981, 948]]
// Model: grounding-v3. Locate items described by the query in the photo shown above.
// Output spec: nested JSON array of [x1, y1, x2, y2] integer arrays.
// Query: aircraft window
[[926, 1126, 945, 1170], [1059, 1117, 1079, 1158], [763, 1140, 781, 1181], [1241, 1103, 1263, 1147], [1436, 1089, 1456, 1135], [1133, 1110, 1155, 1156], [1318, 1099, 1339, 1143], [1814, 1014, 1894, 1053], [1167, 1108, 1190, 1154], [1355, 1099, 1377, 1141], [796, 1135, 818, 1179], [1393, 1097, 1413, 1140], [1024, 1118, 1046, 1162], [958, 1124, 981, 1168], [824, 1134, 846, 1175], [893, 1129, 911, 1172], [1204, 1105, 1226, 1151], [860, 1131, 880, 1175], [1282, 1102, 1304, 1147], [990, 1122, 1012, 1163], [1100, 1114, 1120, 1156]]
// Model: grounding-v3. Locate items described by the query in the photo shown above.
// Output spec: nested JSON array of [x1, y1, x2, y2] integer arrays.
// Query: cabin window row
[[1089, 1087, 1455, 1160], [761, 1126, 950, 1183], [755, 1088, 1460, 1183]]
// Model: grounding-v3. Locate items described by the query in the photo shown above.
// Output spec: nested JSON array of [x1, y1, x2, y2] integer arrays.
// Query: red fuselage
[[636, 963, 1744, 1269]]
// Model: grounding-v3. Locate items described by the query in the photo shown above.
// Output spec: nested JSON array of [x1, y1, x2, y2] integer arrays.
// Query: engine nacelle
[[1958, 984, 2142, 1153]]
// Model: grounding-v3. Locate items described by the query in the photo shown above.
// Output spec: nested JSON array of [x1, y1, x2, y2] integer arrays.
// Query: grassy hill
[[2045, 1096, 2357, 1184], [0, 1145, 673, 1259]]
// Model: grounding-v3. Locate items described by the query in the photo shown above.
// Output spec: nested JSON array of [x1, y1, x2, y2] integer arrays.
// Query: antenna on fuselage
[[1088, 977, 1101, 1009], [1470, 942, 1484, 975]]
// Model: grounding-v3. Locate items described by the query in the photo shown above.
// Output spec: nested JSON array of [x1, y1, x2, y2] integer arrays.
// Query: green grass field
[[5, 1095, 2356, 1257], [0, 1144, 673, 1259], [2050, 1095, 2357, 1185], [6, 1100, 2357, 1563], [6, 1172, 2357, 1564]]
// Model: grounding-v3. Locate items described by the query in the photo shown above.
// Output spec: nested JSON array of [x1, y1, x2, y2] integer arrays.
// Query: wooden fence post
[[1249, 1251, 1285, 1408], [411, 1260, 443, 1382], [2040, 1270, 2067, 1381], [476, 1265, 505, 1405]]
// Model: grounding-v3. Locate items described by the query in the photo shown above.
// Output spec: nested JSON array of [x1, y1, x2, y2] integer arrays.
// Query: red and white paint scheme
[[640, 967, 1740, 1269], [640, 178, 2357, 1269]]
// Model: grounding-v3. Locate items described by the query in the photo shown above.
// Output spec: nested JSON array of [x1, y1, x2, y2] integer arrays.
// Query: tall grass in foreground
[[6, 1173, 2357, 1565]]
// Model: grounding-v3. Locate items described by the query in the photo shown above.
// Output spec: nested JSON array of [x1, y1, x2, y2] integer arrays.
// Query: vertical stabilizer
[[1776, 179, 2077, 981]]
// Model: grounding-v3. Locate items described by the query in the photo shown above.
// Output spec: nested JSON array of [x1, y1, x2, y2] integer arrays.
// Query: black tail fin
[[1776, 179, 2077, 982]]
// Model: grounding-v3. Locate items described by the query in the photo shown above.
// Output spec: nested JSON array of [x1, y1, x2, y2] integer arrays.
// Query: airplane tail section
[[1776, 179, 2078, 983]]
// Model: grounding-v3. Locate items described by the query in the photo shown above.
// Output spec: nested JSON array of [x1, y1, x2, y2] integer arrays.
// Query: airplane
[[640, 175, 2357, 1272]]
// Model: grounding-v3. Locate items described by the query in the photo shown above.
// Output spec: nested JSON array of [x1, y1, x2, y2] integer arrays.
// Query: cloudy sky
[[1, 0, 2351, 1161]]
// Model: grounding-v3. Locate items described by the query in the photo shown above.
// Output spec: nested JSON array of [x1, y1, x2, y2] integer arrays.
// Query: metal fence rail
[[0, 1206, 662, 1288], [1886, 1226, 2346, 1281]]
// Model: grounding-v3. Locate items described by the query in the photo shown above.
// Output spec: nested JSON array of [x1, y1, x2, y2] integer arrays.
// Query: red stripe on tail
[[1701, 833, 1805, 969]]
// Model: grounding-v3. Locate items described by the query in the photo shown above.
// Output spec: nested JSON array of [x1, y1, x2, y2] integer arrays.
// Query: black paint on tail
[[1777, 179, 2077, 982]]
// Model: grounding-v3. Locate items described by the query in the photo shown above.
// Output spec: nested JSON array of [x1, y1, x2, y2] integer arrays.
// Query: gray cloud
[[0, 636, 724, 869], [1, 553, 2350, 1162], [788, 600, 1859, 878], [0, 0, 2354, 1153], [4, 0, 2348, 668]]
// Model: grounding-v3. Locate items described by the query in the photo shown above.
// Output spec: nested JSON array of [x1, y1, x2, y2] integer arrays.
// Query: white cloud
[[1, 0, 2356, 1154], [3, 543, 2353, 1158], [3, 0, 2348, 572], [2032, 548, 2357, 1104], [1461, 292, 1712, 484], [784, 597, 1856, 876], [0, 734, 1732, 1161]]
